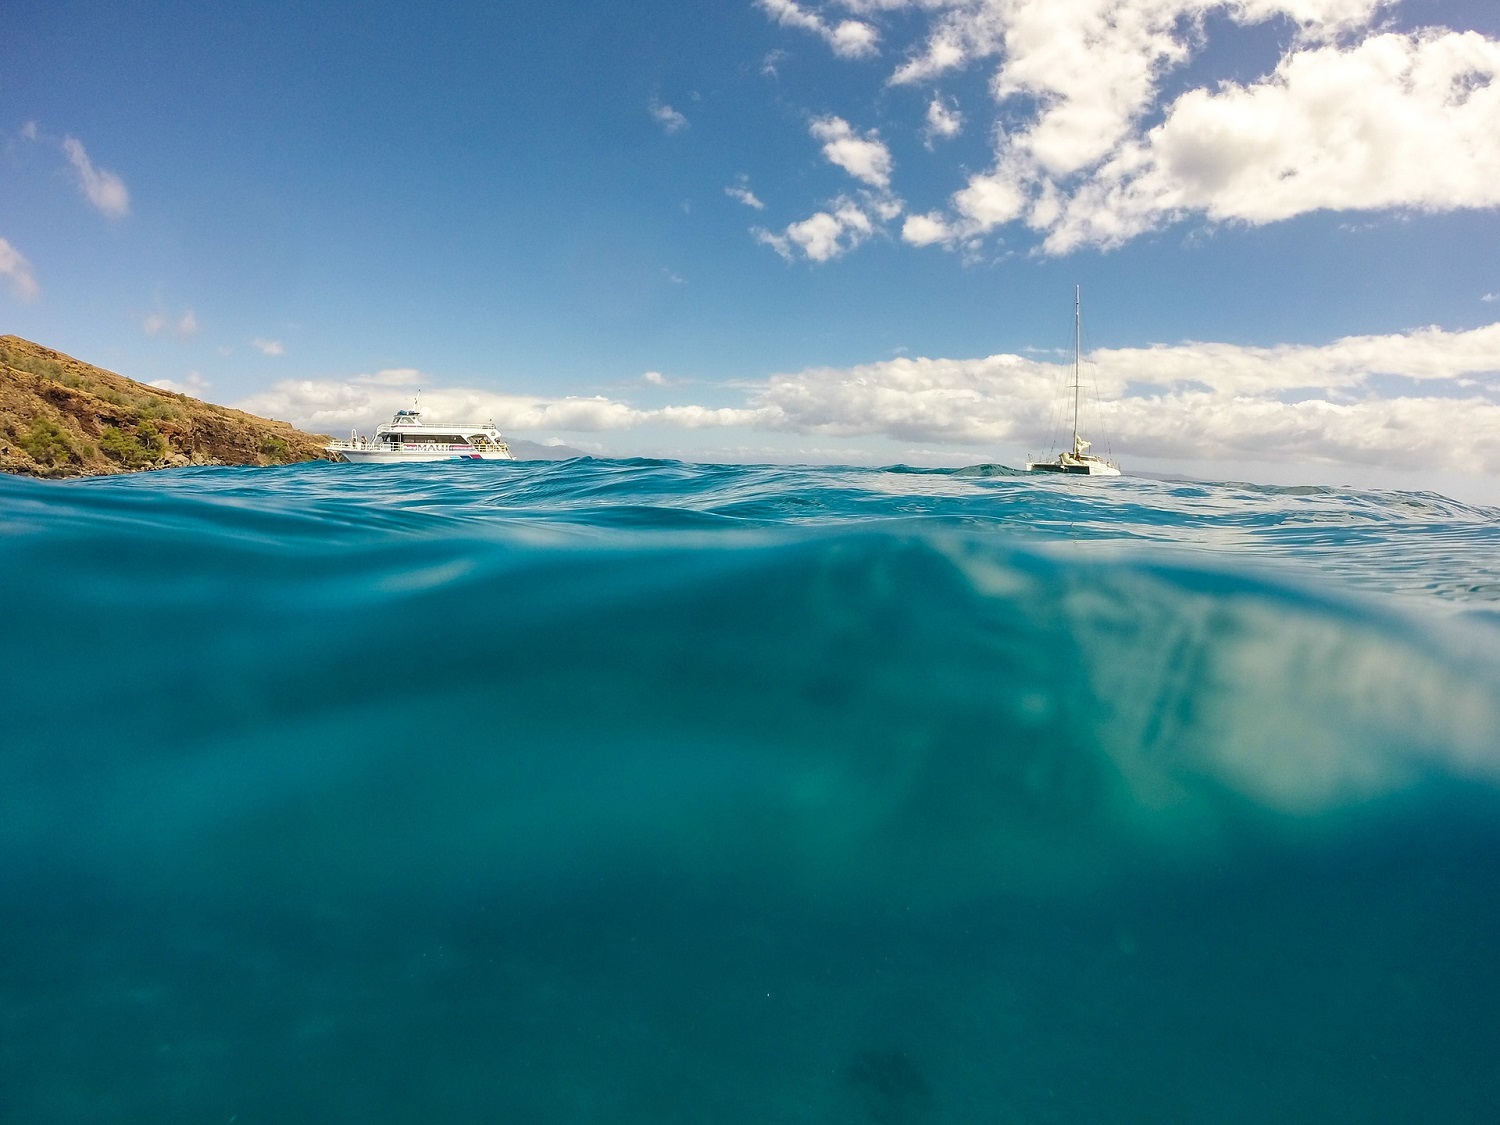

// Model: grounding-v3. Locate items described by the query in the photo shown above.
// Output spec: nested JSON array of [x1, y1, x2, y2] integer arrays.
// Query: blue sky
[[3, 1, 1499, 496]]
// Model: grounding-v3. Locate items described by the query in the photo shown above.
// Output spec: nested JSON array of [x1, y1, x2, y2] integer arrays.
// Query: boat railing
[[324, 438, 511, 453]]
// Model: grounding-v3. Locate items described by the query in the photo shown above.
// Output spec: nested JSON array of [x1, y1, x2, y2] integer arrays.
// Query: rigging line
[[1088, 358, 1114, 461], [1042, 301, 1077, 456], [1077, 293, 1115, 462], [1043, 353, 1069, 455]]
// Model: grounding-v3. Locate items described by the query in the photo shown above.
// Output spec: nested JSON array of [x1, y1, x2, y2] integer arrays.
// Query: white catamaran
[[325, 400, 515, 464], [1027, 288, 1120, 477]]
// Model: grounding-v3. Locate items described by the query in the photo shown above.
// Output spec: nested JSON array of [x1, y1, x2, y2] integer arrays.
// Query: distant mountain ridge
[[0, 336, 330, 478], [507, 438, 591, 461]]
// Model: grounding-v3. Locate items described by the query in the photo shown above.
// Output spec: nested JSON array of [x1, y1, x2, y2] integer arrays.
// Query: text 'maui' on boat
[[325, 397, 516, 463], [1026, 287, 1121, 477]]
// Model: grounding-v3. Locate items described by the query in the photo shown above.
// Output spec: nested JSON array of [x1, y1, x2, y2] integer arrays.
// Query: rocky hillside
[[0, 336, 330, 478]]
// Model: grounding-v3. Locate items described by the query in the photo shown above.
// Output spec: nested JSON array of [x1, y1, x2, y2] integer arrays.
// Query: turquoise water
[[3, 460, 1500, 1122]]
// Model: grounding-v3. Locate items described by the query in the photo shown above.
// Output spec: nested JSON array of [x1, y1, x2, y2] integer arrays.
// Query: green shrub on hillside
[[98, 426, 136, 464], [18, 418, 77, 465], [259, 434, 291, 461], [138, 398, 183, 421], [99, 422, 166, 468], [137, 420, 166, 456], [1, 346, 181, 418], [1, 350, 65, 382]]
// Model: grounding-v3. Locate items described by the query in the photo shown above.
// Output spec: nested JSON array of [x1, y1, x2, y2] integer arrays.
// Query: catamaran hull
[[1026, 461, 1121, 476]]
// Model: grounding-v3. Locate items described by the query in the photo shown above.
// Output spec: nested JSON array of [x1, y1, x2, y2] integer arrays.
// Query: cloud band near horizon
[[237, 321, 1500, 475]]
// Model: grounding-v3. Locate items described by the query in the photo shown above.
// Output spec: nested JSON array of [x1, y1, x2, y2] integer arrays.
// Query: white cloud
[[649, 100, 689, 134], [236, 378, 768, 436], [900, 212, 954, 247], [149, 371, 211, 395], [810, 115, 893, 188], [757, 0, 880, 59], [754, 117, 903, 261], [144, 307, 199, 338], [1483, 293, 1498, 303], [229, 321, 1500, 477], [1040, 29, 1500, 252], [726, 181, 766, 210], [755, 197, 880, 262], [954, 172, 1027, 229], [20, 120, 39, 142], [62, 135, 130, 219], [1091, 322, 1500, 396], [923, 96, 963, 146], [736, 321, 1500, 472], [252, 337, 285, 356], [642, 371, 669, 386], [363, 367, 424, 386], [0, 238, 40, 301], [761, 1, 1500, 256]]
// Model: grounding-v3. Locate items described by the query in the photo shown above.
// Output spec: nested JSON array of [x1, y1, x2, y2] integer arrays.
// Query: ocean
[[3, 459, 1499, 1123]]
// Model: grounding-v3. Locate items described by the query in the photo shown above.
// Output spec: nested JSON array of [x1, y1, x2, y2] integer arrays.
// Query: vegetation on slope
[[0, 336, 329, 478]]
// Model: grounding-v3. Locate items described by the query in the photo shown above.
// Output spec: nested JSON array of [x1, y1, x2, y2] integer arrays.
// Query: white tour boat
[[325, 403, 515, 464], [1026, 288, 1121, 477]]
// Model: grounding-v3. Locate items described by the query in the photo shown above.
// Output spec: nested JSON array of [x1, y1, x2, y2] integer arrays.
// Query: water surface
[[3, 460, 1499, 1122]]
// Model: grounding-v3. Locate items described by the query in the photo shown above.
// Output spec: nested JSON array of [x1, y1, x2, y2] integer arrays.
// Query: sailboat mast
[[1072, 286, 1081, 452]]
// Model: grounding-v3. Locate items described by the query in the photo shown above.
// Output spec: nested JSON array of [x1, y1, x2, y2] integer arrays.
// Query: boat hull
[[328, 446, 515, 463], [1026, 460, 1121, 476]]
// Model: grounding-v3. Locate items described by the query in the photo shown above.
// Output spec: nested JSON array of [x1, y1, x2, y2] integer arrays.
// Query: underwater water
[[3, 458, 1500, 1123]]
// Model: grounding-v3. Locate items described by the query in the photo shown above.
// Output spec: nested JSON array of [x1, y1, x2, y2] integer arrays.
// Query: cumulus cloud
[[649, 100, 689, 134], [149, 371, 211, 395], [810, 114, 893, 187], [900, 211, 954, 247], [759, 1, 1500, 256], [923, 96, 964, 146], [252, 337, 285, 356], [755, 197, 880, 262], [236, 375, 769, 436], [757, 0, 880, 59], [739, 320, 1500, 471], [0, 237, 39, 301], [230, 321, 1500, 475], [752, 117, 902, 261], [1039, 29, 1500, 252], [62, 135, 130, 219], [1091, 322, 1500, 396]]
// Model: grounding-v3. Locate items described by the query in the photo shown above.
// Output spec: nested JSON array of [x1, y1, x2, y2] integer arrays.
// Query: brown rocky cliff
[[0, 335, 330, 478]]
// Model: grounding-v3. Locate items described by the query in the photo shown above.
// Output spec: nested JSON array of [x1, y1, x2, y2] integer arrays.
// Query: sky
[[3, 0, 1499, 498]]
